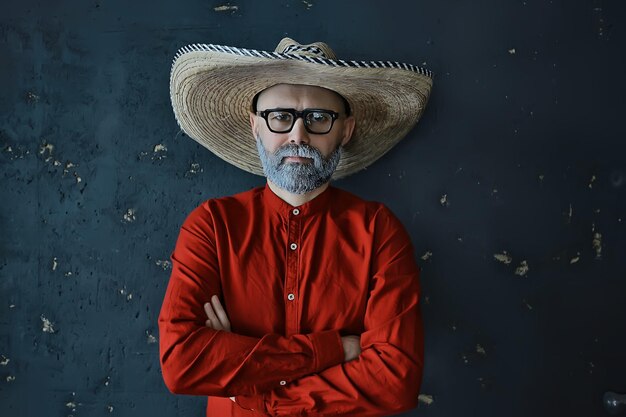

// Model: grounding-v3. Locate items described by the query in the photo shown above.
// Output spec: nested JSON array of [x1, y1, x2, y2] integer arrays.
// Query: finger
[[204, 302, 223, 331], [211, 295, 231, 331], [205, 318, 213, 328]]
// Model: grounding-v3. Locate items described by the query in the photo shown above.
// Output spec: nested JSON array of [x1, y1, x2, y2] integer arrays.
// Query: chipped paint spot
[[66, 401, 77, 410], [146, 331, 157, 344], [508, 48, 516, 54], [570, 254, 580, 264], [567, 204, 573, 223], [39, 142, 54, 162], [26, 91, 40, 103], [119, 288, 133, 301], [515, 260, 529, 276], [52, 257, 58, 271], [420, 251, 432, 261], [476, 344, 486, 355], [41, 315, 56, 333], [588, 175, 596, 188], [418, 394, 434, 405], [107, 405, 114, 413], [493, 251, 512, 265], [9, 304, 15, 309], [152, 144, 168, 161], [538, 174, 544, 182], [214, 4, 238, 11], [302, 0, 313, 9], [0, 355, 9, 366], [123, 208, 136, 223], [522, 299, 533, 310], [186, 162, 203, 176], [64, 271, 73, 277], [6, 375, 15, 382], [439, 194, 449, 206], [156, 260, 172, 270], [592, 232, 602, 259]]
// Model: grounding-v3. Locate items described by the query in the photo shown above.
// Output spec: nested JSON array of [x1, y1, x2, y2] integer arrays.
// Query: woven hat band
[[274, 37, 337, 60]]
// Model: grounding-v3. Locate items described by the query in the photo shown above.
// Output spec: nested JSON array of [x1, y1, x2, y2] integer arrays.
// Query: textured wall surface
[[1, 1, 625, 416]]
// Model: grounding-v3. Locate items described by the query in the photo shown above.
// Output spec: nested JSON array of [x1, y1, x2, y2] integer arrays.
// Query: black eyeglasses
[[256, 108, 340, 134]]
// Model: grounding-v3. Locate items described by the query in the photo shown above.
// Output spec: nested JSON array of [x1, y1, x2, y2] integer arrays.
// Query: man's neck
[[267, 180, 330, 207]]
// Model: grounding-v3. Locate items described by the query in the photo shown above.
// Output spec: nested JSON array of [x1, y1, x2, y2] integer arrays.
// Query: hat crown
[[274, 37, 337, 60]]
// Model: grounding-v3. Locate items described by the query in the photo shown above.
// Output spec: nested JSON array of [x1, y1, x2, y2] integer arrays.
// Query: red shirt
[[158, 183, 424, 416]]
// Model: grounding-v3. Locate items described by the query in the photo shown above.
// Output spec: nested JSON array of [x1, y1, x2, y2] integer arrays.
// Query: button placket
[[284, 208, 301, 336]]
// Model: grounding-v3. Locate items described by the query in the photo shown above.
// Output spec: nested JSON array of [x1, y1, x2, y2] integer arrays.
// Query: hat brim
[[170, 46, 433, 179]]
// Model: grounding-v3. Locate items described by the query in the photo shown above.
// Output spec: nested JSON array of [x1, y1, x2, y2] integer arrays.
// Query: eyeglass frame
[[255, 108, 341, 135]]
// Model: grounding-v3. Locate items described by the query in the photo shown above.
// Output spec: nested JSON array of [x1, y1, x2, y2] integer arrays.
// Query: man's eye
[[270, 112, 292, 121], [310, 112, 330, 122]]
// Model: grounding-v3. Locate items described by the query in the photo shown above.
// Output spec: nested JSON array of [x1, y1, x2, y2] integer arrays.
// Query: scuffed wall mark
[[214, 4, 238, 12], [39, 142, 55, 163], [26, 91, 40, 103], [418, 394, 433, 405], [0, 355, 9, 366], [522, 299, 533, 310], [52, 257, 58, 271], [156, 260, 172, 270], [420, 251, 432, 261], [508, 48, 516, 54], [122, 208, 136, 223], [439, 194, 449, 207], [570, 253, 580, 264], [41, 315, 56, 333], [588, 175, 596, 189], [515, 260, 529, 276], [146, 330, 157, 344], [476, 344, 487, 356], [6, 375, 15, 382], [302, 0, 313, 9], [592, 231, 602, 259], [493, 251, 512, 265], [567, 204, 573, 223]]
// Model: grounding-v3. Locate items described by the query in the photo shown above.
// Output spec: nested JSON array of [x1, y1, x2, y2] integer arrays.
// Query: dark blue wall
[[1, 1, 625, 416]]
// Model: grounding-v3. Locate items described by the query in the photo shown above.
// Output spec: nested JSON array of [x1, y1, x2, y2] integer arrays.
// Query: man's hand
[[204, 294, 231, 332], [341, 335, 361, 362]]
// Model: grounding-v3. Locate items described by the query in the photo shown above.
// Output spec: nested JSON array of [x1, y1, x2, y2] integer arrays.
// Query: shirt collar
[[262, 182, 334, 217]]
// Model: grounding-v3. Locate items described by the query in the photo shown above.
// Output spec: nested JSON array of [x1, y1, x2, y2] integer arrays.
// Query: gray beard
[[255, 135, 342, 195]]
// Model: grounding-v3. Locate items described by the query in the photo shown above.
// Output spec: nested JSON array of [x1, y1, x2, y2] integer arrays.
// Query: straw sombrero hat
[[170, 37, 433, 179]]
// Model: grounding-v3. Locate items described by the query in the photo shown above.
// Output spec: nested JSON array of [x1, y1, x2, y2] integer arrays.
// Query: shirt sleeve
[[158, 203, 345, 398], [236, 205, 424, 416]]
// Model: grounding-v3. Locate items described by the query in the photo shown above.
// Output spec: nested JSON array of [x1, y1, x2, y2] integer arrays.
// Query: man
[[159, 38, 433, 416]]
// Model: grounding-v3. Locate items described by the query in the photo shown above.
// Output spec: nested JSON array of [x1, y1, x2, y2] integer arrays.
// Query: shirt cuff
[[308, 329, 345, 372]]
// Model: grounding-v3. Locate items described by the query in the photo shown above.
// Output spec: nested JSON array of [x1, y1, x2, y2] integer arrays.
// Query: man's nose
[[288, 118, 310, 145]]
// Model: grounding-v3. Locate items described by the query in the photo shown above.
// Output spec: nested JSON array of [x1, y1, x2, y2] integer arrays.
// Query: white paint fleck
[[146, 331, 157, 344], [418, 394, 434, 405], [9, 304, 15, 309], [6, 375, 15, 382], [153, 144, 167, 153], [107, 405, 114, 413], [420, 251, 432, 261], [52, 257, 58, 271], [41, 315, 56, 333], [302, 0, 313, 9], [570, 254, 580, 264], [439, 194, 449, 206], [156, 260, 172, 270], [476, 344, 486, 355], [123, 208, 136, 223], [214, 4, 238, 11], [66, 401, 77, 410], [515, 260, 529, 276], [493, 251, 512, 265], [0, 355, 9, 366], [538, 174, 544, 181], [508, 48, 516, 54], [588, 175, 596, 188]]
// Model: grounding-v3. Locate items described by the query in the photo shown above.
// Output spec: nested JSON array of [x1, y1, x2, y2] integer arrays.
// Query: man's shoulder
[[184, 186, 264, 221], [329, 186, 393, 218]]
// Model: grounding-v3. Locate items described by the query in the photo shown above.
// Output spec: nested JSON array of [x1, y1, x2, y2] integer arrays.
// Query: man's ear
[[340, 115, 356, 147], [249, 112, 258, 138]]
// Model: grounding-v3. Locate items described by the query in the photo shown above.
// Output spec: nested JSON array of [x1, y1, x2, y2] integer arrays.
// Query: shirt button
[[292, 208, 300, 215], [287, 293, 295, 301], [279, 380, 287, 386], [290, 243, 297, 250]]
